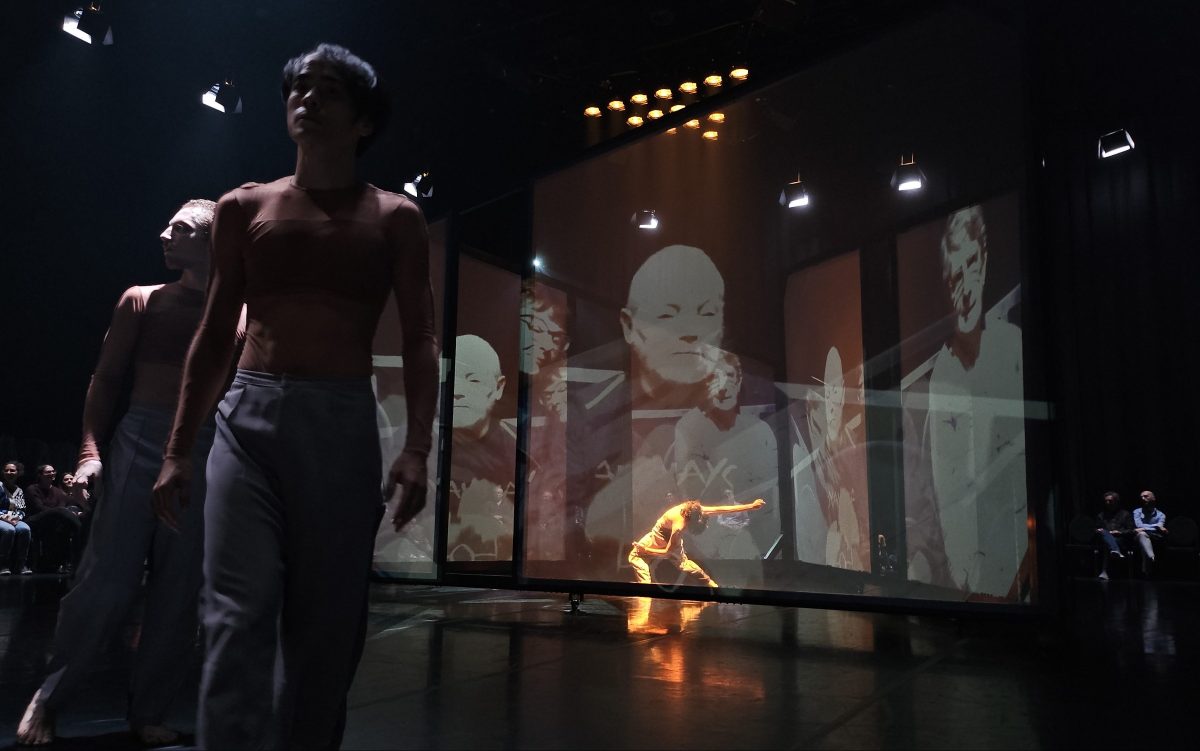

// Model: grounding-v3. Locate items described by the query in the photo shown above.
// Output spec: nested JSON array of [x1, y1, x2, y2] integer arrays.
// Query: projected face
[[453, 335, 506, 433], [521, 300, 568, 376], [286, 56, 373, 150], [705, 348, 742, 412], [941, 206, 989, 335], [621, 245, 725, 386], [539, 367, 568, 423], [160, 208, 209, 272], [822, 346, 846, 442]]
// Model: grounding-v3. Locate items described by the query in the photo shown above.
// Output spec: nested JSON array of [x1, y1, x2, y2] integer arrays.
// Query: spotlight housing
[[626, 115, 644, 127], [707, 112, 725, 123], [669, 104, 685, 113], [1098, 129, 1135, 159], [704, 73, 723, 87], [654, 87, 673, 100], [607, 99, 625, 112], [779, 178, 811, 208], [63, 3, 113, 45], [202, 79, 243, 114], [701, 130, 718, 141], [532, 257, 544, 271], [584, 105, 602, 117], [403, 172, 434, 199], [630, 92, 649, 106], [648, 109, 664, 120], [632, 209, 659, 230], [679, 80, 698, 94], [684, 119, 700, 129], [729, 66, 749, 81], [891, 155, 926, 192]]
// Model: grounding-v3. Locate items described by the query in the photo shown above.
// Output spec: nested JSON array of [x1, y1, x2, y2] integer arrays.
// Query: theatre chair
[[1165, 516, 1199, 579]]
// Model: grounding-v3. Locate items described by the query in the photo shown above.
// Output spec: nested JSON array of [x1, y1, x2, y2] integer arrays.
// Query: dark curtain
[[1036, 1, 1200, 521]]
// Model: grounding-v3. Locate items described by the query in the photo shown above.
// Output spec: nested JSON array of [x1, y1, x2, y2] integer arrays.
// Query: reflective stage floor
[[0, 575, 1194, 749]]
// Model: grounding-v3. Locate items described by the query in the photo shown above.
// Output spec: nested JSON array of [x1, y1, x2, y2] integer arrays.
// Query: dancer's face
[[285, 57, 373, 152], [160, 208, 209, 272]]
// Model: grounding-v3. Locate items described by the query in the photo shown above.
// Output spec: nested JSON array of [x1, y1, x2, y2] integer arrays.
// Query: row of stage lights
[[586, 67, 748, 140], [62, 4, 1138, 202]]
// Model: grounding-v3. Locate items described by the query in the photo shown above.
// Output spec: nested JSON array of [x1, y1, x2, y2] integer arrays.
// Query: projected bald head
[[453, 334, 506, 435], [941, 205, 989, 335], [621, 245, 725, 388]]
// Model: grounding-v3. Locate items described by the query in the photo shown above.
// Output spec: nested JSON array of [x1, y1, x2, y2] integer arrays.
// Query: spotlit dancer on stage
[[18, 199, 241, 747], [152, 43, 438, 749], [629, 497, 766, 588]]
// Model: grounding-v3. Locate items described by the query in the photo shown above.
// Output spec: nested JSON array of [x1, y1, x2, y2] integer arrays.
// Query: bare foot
[[16, 690, 55, 746], [135, 724, 180, 746]]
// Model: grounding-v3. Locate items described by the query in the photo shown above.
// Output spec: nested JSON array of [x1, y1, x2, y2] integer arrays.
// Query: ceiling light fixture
[[891, 155, 926, 192], [779, 177, 811, 208], [631, 92, 649, 106], [201, 79, 243, 114], [1098, 129, 1135, 159], [654, 87, 673, 100], [632, 209, 660, 230], [63, 2, 113, 45], [679, 80, 698, 94], [584, 105, 602, 117], [607, 99, 625, 112], [702, 130, 719, 141]]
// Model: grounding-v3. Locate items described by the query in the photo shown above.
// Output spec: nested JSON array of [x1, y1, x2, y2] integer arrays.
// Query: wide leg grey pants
[[39, 405, 213, 727], [198, 370, 383, 750]]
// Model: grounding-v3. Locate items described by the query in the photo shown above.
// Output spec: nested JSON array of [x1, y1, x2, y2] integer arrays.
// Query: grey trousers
[[198, 370, 383, 750], [39, 405, 213, 727]]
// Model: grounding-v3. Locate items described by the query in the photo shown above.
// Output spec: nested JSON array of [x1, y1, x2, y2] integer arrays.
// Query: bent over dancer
[[19, 199, 243, 746], [153, 43, 438, 750], [629, 497, 766, 588]]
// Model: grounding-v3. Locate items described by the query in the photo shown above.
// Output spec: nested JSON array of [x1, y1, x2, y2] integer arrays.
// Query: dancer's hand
[[387, 449, 427, 531], [153, 456, 192, 532], [750, 498, 766, 510], [75, 459, 102, 489]]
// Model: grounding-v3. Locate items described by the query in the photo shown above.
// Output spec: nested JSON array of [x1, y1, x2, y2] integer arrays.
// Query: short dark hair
[[1103, 491, 1120, 503], [2, 460, 23, 477], [180, 198, 217, 234], [280, 43, 390, 154], [681, 500, 707, 533]]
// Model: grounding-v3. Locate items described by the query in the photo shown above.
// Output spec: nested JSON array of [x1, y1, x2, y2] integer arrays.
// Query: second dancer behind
[[152, 43, 439, 749]]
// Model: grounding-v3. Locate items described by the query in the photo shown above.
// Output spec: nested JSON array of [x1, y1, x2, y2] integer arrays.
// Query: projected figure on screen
[[628, 498, 766, 588], [522, 284, 570, 561], [674, 348, 780, 578], [804, 346, 869, 571], [576, 245, 725, 561], [448, 334, 516, 560], [910, 205, 1028, 599]]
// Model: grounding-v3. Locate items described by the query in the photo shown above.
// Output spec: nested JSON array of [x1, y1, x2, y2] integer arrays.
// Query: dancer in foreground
[[629, 497, 766, 588], [152, 43, 438, 749]]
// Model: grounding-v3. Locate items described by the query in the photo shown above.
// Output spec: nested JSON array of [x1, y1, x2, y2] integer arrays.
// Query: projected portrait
[[899, 198, 1029, 600], [523, 281, 571, 561], [782, 252, 870, 573], [371, 220, 446, 577], [564, 244, 780, 586], [447, 333, 517, 561]]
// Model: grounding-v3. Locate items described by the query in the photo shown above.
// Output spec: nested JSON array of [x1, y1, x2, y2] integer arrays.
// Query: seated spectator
[[1133, 490, 1167, 575], [1, 461, 33, 575], [1094, 490, 1132, 580], [25, 464, 84, 574]]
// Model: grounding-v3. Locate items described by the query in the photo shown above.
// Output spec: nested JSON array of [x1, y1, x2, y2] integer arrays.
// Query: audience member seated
[[25, 464, 84, 574], [1, 461, 33, 575], [1133, 489, 1167, 576], [1094, 490, 1132, 580]]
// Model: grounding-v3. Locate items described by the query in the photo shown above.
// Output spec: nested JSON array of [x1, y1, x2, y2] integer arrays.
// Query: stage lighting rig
[[201, 79, 243, 114], [891, 155, 926, 192], [1098, 129, 1135, 159], [63, 2, 113, 45]]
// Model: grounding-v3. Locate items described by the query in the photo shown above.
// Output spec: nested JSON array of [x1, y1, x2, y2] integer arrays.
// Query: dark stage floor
[[0, 574, 1194, 749]]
